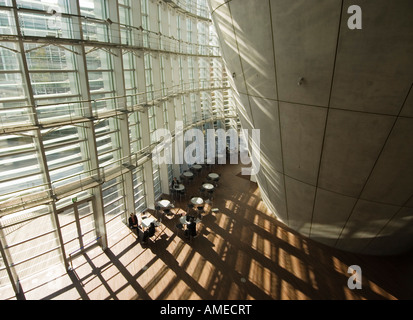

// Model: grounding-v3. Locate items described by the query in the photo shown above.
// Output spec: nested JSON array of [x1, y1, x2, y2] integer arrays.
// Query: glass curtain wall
[[0, 0, 237, 298]]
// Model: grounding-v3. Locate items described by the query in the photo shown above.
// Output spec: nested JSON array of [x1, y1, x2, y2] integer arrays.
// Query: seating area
[[130, 164, 222, 246]]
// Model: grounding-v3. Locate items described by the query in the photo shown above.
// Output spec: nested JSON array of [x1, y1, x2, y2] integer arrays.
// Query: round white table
[[202, 183, 214, 190], [183, 171, 194, 177], [141, 216, 160, 228], [192, 164, 202, 170], [208, 173, 219, 180], [179, 216, 201, 225], [173, 184, 185, 191], [190, 197, 204, 205], [157, 199, 171, 208]]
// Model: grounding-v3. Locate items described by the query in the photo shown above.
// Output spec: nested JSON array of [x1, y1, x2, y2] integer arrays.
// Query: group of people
[[130, 210, 197, 243], [128, 213, 157, 244], [127, 176, 200, 244]]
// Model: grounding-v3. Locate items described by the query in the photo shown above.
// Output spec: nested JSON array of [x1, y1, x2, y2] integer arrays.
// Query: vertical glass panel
[[133, 167, 146, 214], [49, 162, 86, 188], [167, 163, 173, 185], [119, 2, 131, 45], [0, 72, 25, 100], [144, 53, 153, 100], [141, 0, 149, 47], [0, 9, 17, 35], [0, 151, 41, 181], [82, 20, 109, 42], [36, 96, 83, 123], [58, 206, 80, 256], [18, 11, 73, 39], [25, 43, 76, 71], [77, 201, 96, 245], [94, 118, 120, 168], [102, 177, 125, 236], [16, 0, 70, 13], [86, 47, 113, 70], [162, 102, 168, 131], [79, 0, 106, 19], [2, 205, 61, 279], [87, 47, 115, 113], [79, 0, 108, 41], [0, 174, 45, 200], [0, 43, 20, 71], [42, 125, 80, 147], [0, 131, 44, 197], [152, 163, 161, 200], [30, 71, 78, 97], [25, 43, 81, 122], [88, 71, 113, 93], [45, 142, 84, 171], [0, 266, 12, 297], [129, 112, 142, 154]]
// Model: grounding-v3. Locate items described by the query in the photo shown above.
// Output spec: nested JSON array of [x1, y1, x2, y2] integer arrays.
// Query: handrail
[[0, 79, 230, 133]]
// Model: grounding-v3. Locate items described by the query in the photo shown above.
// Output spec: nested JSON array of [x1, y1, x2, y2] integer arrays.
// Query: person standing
[[128, 213, 140, 238]]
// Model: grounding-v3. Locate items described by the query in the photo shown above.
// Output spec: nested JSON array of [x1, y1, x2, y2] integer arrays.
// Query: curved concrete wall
[[210, 0, 413, 255]]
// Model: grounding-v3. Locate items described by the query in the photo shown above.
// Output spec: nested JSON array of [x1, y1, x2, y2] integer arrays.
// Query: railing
[[0, 4, 218, 56], [0, 79, 230, 133]]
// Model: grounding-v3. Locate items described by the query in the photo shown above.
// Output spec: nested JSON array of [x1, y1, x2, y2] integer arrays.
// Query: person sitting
[[142, 222, 156, 244], [128, 213, 141, 237], [171, 177, 180, 188], [148, 222, 156, 237]]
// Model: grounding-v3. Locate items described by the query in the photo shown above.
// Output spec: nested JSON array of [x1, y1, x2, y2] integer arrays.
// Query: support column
[[107, 0, 136, 224], [70, 0, 108, 250]]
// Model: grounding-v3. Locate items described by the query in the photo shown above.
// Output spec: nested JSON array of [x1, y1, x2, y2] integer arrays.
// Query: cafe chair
[[175, 222, 184, 235], [187, 202, 194, 211], [213, 178, 220, 188], [188, 175, 194, 184], [199, 187, 206, 197], [179, 189, 186, 201], [155, 205, 161, 218]]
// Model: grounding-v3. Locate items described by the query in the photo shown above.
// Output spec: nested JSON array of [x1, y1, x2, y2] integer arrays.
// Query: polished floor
[[2, 162, 413, 300]]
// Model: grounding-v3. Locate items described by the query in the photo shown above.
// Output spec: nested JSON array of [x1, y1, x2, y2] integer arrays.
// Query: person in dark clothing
[[142, 222, 156, 244], [186, 217, 197, 239], [148, 222, 156, 237], [128, 213, 142, 239], [129, 213, 139, 229], [171, 177, 180, 188]]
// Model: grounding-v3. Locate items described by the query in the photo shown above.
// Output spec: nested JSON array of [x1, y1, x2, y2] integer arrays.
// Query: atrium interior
[[0, 0, 412, 300]]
